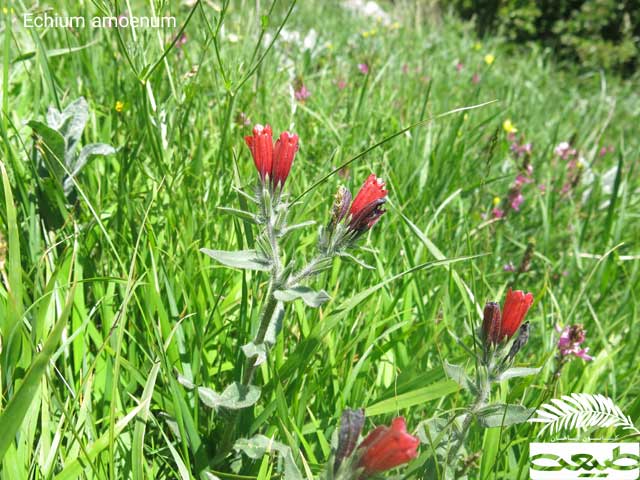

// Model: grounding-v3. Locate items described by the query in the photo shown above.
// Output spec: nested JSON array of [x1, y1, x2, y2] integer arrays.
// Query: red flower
[[245, 124, 298, 189], [348, 174, 388, 232], [483, 288, 533, 345], [501, 288, 534, 339], [357, 417, 419, 477], [245, 124, 273, 182], [272, 131, 299, 188]]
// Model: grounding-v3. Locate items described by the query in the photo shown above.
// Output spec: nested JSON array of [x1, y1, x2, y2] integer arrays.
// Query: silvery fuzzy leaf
[[217, 206, 260, 224], [234, 435, 302, 480], [200, 248, 271, 271], [443, 360, 477, 395], [241, 342, 267, 366], [337, 251, 375, 270], [274, 286, 331, 307], [198, 382, 261, 410], [498, 367, 541, 381], [57, 97, 89, 160], [63, 143, 116, 195], [264, 301, 285, 345], [477, 404, 535, 428]]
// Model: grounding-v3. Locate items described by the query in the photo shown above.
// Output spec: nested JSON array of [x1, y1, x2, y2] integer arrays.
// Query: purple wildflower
[[557, 324, 593, 361]]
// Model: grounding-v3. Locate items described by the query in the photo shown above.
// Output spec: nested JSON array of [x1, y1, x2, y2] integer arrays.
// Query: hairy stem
[[446, 380, 490, 471]]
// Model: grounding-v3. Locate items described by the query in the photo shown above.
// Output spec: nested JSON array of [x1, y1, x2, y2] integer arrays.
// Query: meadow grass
[[1, 0, 639, 479]]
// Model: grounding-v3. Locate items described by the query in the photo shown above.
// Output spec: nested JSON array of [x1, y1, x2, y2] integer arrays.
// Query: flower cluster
[[321, 174, 388, 253], [481, 288, 534, 365], [245, 124, 300, 190]]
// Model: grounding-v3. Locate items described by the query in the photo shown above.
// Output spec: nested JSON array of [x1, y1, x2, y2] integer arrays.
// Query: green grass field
[[1, 1, 639, 479]]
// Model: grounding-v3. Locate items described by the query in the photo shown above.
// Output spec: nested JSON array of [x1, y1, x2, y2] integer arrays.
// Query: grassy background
[[1, 0, 639, 478]]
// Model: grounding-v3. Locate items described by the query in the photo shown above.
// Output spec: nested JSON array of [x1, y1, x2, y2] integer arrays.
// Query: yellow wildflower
[[493, 197, 501, 206], [115, 101, 124, 113], [502, 119, 517, 134], [484, 53, 495, 65]]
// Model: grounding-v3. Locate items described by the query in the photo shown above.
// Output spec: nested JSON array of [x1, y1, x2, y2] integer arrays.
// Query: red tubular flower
[[244, 124, 273, 182], [357, 417, 419, 477], [348, 174, 388, 233], [500, 288, 534, 340], [272, 131, 299, 188]]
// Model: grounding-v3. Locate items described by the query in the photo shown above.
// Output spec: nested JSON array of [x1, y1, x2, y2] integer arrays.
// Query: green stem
[[241, 283, 278, 385], [446, 382, 490, 471]]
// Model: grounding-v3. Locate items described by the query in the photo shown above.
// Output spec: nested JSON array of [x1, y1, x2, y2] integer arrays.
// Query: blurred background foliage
[[447, 0, 640, 73]]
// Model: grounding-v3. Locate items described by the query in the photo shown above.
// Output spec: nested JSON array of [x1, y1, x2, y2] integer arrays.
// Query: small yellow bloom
[[484, 53, 495, 65], [473, 41, 482, 51], [115, 101, 124, 113], [493, 196, 501, 206], [362, 31, 369, 38], [391, 21, 400, 30], [2, 7, 8, 14], [502, 119, 517, 134]]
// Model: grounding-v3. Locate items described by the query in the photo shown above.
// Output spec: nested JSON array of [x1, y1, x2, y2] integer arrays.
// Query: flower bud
[[331, 186, 352, 227], [334, 408, 365, 472], [272, 131, 299, 188], [244, 124, 273, 182], [482, 302, 501, 346], [504, 321, 530, 363]]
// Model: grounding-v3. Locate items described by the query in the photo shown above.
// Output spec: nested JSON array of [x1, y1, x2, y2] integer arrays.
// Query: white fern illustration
[[529, 393, 640, 436]]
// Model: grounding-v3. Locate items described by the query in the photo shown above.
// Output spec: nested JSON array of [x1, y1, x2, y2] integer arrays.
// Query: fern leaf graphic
[[528, 393, 639, 436]]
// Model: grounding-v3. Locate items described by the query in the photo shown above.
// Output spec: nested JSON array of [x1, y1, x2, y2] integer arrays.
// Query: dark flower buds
[[482, 288, 533, 346], [504, 321, 530, 363], [357, 417, 419, 477], [334, 408, 365, 472], [245, 123, 299, 190]]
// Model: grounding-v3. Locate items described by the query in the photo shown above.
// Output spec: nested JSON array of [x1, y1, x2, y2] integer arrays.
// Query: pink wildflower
[[358, 63, 369, 74], [557, 324, 593, 361]]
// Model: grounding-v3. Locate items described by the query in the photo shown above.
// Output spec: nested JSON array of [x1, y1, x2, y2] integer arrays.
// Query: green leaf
[[264, 301, 285, 345], [242, 342, 267, 366], [28, 120, 66, 177], [217, 206, 260, 224], [274, 286, 331, 307], [0, 283, 76, 463], [234, 435, 302, 480], [365, 379, 459, 416], [132, 362, 161, 480], [476, 404, 535, 428], [198, 382, 261, 410], [498, 367, 541, 381], [53, 401, 149, 480], [337, 251, 374, 269], [443, 361, 477, 394], [200, 248, 271, 271], [64, 143, 116, 194]]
